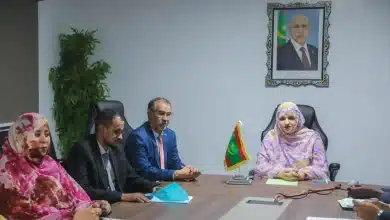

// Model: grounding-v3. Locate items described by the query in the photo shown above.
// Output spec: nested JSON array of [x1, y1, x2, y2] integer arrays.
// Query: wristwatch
[[377, 209, 384, 220]]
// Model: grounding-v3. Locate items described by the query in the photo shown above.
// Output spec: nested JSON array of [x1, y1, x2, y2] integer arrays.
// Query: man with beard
[[125, 97, 201, 181], [65, 109, 157, 204]]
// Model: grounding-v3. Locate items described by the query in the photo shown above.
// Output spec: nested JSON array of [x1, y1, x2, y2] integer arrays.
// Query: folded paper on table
[[312, 179, 329, 185], [145, 182, 192, 203], [337, 198, 366, 209], [266, 179, 298, 186], [145, 194, 194, 204]]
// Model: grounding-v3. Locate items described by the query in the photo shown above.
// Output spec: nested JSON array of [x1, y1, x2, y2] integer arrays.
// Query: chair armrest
[[328, 162, 340, 182], [248, 169, 255, 178]]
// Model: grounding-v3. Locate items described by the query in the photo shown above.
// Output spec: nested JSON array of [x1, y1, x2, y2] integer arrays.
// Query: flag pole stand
[[226, 167, 252, 185], [232, 167, 245, 180], [225, 120, 252, 185]]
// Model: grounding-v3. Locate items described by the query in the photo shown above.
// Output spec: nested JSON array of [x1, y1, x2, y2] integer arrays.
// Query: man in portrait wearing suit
[[125, 97, 201, 181], [277, 14, 319, 71]]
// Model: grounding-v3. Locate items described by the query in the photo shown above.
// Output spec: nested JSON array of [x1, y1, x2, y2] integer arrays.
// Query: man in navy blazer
[[125, 97, 201, 181]]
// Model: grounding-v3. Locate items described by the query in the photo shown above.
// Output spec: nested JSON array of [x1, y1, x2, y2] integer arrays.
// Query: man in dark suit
[[65, 109, 157, 204], [277, 14, 318, 71], [125, 97, 201, 181]]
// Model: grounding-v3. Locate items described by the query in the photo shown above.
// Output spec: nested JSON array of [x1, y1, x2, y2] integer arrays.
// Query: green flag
[[277, 10, 287, 47], [224, 121, 250, 171]]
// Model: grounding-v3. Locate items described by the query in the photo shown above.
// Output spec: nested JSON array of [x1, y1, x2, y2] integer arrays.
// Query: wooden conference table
[[109, 174, 362, 220]]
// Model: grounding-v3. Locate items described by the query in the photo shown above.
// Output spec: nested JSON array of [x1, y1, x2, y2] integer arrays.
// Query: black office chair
[[0, 124, 10, 154], [48, 134, 59, 161], [249, 104, 340, 181], [84, 100, 133, 143]]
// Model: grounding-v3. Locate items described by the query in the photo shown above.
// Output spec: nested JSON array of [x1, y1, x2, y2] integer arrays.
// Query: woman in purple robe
[[255, 102, 329, 181]]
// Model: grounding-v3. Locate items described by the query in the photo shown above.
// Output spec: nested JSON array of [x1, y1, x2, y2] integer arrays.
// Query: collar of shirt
[[290, 38, 309, 54], [97, 140, 108, 155], [152, 130, 164, 139]]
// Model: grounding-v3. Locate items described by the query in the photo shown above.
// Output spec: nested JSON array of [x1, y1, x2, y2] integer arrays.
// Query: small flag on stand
[[224, 121, 250, 171]]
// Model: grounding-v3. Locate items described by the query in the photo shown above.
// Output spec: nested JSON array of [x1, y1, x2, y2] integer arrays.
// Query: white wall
[[38, 0, 79, 156], [39, 0, 390, 185]]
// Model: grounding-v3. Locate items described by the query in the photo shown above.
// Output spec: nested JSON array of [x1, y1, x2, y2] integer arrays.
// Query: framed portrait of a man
[[265, 1, 331, 87]]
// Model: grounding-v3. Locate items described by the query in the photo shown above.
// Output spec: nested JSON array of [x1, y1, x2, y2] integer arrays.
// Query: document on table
[[266, 179, 298, 186], [307, 217, 357, 220]]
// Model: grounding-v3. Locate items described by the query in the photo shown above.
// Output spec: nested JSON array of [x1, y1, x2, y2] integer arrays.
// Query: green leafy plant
[[49, 28, 111, 157]]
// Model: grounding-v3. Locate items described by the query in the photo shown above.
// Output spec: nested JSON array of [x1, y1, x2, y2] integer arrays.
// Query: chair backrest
[[261, 104, 328, 150], [0, 123, 11, 154], [48, 134, 59, 161], [85, 100, 133, 142]]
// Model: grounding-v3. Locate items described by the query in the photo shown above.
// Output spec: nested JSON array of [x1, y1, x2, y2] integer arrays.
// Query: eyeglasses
[[104, 126, 123, 137]]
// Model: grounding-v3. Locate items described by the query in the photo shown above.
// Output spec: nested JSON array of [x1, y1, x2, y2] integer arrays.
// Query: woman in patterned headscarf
[[255, 102, 329, 181], [0, 113, 110, 220]]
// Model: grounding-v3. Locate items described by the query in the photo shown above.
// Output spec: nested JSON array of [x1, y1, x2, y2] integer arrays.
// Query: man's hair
[[288, 14, 309, 28], [95, 109, 122, 132], [147, 97, 171, 111]]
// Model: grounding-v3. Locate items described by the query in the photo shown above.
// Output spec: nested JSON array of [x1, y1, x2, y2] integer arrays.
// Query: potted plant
[[49, 28, 111, 157]]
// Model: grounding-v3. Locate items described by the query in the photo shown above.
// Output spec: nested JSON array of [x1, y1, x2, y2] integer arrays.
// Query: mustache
[[159, 122, 168, 127]]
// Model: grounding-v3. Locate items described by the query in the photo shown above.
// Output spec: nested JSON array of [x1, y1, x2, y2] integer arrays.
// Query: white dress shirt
[[153, 131, 162, 151], [290, 38, 311, 66], [152, 130, 177, 179], [97, 140, 116, 191]]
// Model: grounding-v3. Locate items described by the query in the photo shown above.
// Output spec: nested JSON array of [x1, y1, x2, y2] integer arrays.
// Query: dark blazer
[[380, 188, 390, 203], [276, 40, 318, 71], [380, 212, 390, 220], [65, 134, 155, 203], [125, 122, 184, 181], [376, 188, 390, 219]]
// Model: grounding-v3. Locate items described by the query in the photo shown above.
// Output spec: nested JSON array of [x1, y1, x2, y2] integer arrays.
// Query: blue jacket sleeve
[[380, 211, 390, 220], [125, 133, 175, 181], [167, 131, 185, 170], [380, 192, 390, 204]]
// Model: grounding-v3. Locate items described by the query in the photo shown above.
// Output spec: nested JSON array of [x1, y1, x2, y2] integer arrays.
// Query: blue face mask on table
[[146, 182, 189, 202]]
